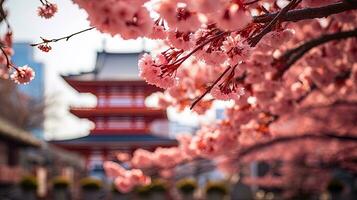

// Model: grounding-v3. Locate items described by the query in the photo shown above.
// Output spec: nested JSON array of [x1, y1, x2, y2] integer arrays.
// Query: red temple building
[[54, 51, 177, 174]]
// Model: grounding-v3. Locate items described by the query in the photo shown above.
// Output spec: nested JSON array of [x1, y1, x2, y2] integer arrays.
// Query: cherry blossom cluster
[[37, 44, 52, 52], [73, 0, 152, 39], [103, 161, 151, 193], [38, 1, 58, 19], [106, 0, 357, 195], [10, 65, 36, 85], [0, 32, 35, 85], [131, 147, 185, 169]]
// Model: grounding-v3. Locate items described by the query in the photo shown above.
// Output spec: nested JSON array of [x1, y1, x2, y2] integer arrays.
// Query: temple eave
[[63, 78, 162, 91], [70, 107, 167, 117], [52, 134, 178, 150]]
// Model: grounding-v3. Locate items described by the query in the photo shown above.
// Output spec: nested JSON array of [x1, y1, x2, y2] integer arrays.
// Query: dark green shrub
[[19, 175, 38, 191], [80, 177, 102, 190], [176, 179, 197, 194], [134, 179, 167, 197], [205, 181, 228, 195], [150, 179, 167, 193], [135, 185, 151, 197], [327, 178, 344, 193], [52, 176, 70, 189]]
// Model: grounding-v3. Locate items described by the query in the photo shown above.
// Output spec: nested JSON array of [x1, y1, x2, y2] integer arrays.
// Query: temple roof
[[62, 51, 144, 81], [52, 134, 177, 149], [0, 117, 41, 147], [70, 107, 167, 118]]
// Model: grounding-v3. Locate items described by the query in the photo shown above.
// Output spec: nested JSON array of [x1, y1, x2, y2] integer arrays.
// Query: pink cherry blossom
[[138, 53, 177, 89], [38, 44, 52, 52], [114, 177, 135, 193], [211, 85, 245, 101], [10, 65, 35, 85], [116, 152, 130, 162], [153, 147, 183, 168], [177, 134, 197, 160], [147, 24, 167, 40], [156, 1, 201, 32], [0, 67, 9, 79], [103, 161, 125, 178], [189, 0, 227, 14], [212, 3, 252, 31], [167, 31, 193, 50], [131, 149, 154, 168], [74, 0, 153, 39], [261, 29, 295, 49], [38, 3, 58, 19], [222, 34, 252, 65]]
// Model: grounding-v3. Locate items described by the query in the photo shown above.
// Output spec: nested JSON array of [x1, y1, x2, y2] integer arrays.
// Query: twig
[[275, 28, 357, 78], [254, 2, 357, 23], [39, 0, 51, 6], [0, 45, 20, 73], [0, 45, 11, 68], [190, 65, 232, 109], [30, 27, 95, 46], [244, 0, 260, 5]]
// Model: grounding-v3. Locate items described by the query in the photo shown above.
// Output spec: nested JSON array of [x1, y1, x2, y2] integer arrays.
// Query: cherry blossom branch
[[175, 132, 357, 178], [190, 65, 232, 109], [268, 70, 352, 127], [0, 4, 10, 31], [253, 1, 357, 23], [30, 27, 95, 46], [244, 0, 260, 5], [0, 45, 22, 74], [248, 0, 301, 47], [237, 133, 357, 159], [0, 45, 11, 68], [275, 28, 357, 78], [0, 0, 6, 22], [300, 100, 357, 112], [173, 31, 228, 66]]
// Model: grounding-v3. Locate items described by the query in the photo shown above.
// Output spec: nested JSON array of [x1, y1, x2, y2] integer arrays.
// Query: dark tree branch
[[238, 133, 357, 158], [0, 45, 11, 68], [0, 0, 6, 23], [274, 28, 357, 78], [244, 0, 260, 5], [175, 133, 357, 178], [248, 0, 301, 47], [254, 2, 357, 23]]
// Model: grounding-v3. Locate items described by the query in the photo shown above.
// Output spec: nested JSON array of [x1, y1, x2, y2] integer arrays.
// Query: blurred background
[[0, 0, 226, 199]]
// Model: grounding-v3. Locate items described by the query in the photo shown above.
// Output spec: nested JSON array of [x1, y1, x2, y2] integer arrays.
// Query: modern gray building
[[12, 42, 45, 139]]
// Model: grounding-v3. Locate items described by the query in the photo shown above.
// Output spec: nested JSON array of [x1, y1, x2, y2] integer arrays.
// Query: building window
[[133, 95, 145, 107], [108, 95, 133, 107], [95, 117, 106, 129], [97, 88, 107, 107], [97, 95, 107, 107], [133, 117, 146, 129], [107, 117, 132, 129]]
